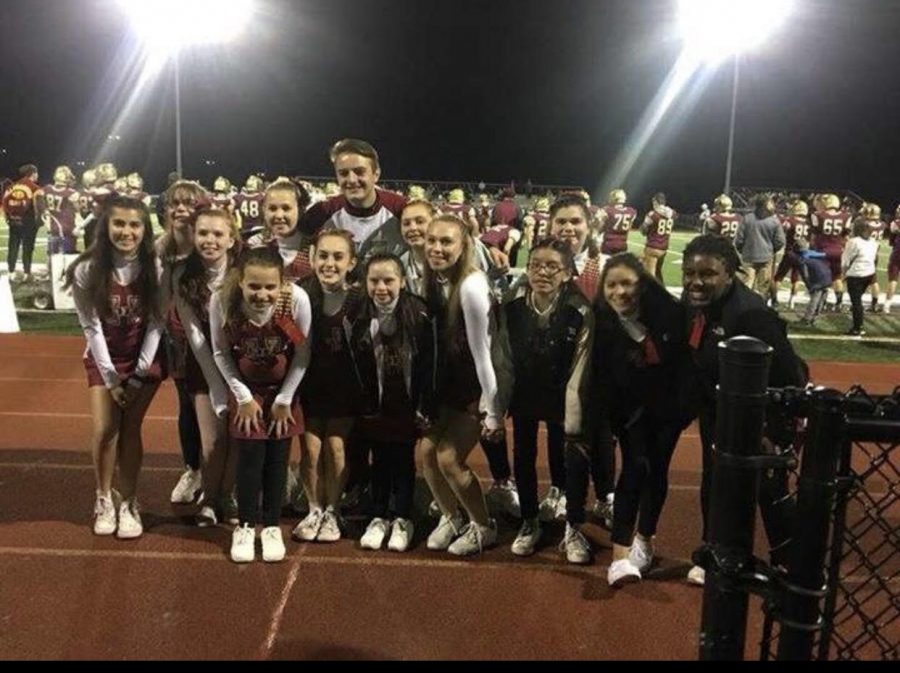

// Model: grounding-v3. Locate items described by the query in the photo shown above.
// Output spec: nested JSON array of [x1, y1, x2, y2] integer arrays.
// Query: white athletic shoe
[[607, 558, 642, 587], [427, 512, 466, 551], [292, 508, 323, 542], [538, 486, 563, 522], [687, 565, 706, 586], [316, 508, 342, 543], [592, 492, 615, 530], [196, 504, 218, 528], [360, 518, 389, 550], [93, 492, 117, 536], [628, 536, 655, 573], [559, 523, 592, 565], [261, 526, 286, 562], [231, 524, 256, 563], [447, 519, 498, 556], [170, 468, 202, 504], [485, 479, 521, 518], [116, 498, 143, 539], [387, 518, 414, 552], [511, 518, 542, 557]]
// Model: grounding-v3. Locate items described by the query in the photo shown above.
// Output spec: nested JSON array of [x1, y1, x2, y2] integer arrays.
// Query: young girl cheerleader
[[174, 208, 242, 526], [291, 229, 362, 544], [352, 253, 435, 552], [504, 238, 594, 556], [249, 179, 314, 283], [421, 214, 503, 556], [210, 247, 312, 562], [66, 196, 165, 538]]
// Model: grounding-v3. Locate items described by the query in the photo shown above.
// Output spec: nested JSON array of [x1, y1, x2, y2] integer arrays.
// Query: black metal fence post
[[698, 336, 773, 661], [776, 389, 846, 660]]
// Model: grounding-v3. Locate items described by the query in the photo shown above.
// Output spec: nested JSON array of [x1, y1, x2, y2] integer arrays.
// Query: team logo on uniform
[[108, 294, 141, 324], [242, 336, 284, 359]]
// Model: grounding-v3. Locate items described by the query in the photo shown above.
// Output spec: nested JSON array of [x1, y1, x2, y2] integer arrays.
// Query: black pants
[[481, 434, 512, 482], [7, 220, 38, 275], [847, 275, 872, 331], [236, 438, 291, 527], [565, 416, 617, 525], [512, 416, 565, 520], [369, 440, 416, 519], [175, 378, 202, 471], [611, 416, 682, 547], [699, 410, 793, 561]]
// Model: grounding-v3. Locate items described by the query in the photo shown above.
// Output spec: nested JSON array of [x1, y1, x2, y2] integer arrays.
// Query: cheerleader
[[210, 247, 311, 562], [292, 229, 362, 543], [173, 208, 241, 526], [65, 196, 165, 538], [248, 179, 314, 283], [421, 214, 502, 556]]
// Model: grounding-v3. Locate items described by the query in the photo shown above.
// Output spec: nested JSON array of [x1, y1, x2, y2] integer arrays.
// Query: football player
[[233, 175, 266, 240], [38, 165, 81, 254], [597, 189, 637, 256], [810, 193, 852, 311], [639, 192, 676, 284]]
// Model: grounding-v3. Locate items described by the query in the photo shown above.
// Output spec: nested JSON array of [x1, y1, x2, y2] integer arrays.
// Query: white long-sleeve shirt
[[209, 284, 312, 407], [841, 236, 879, 278], [172, 261, 230, 416], [456, 272, 502, 430], [72, 254, 164, 389]]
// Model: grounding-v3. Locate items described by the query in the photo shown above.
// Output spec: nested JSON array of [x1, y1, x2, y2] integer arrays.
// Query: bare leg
[[434, 408, 489, 526], [195, 393, 229, 501], [322, 417, 354, 508], [302, 419, 326, 510], [116, 383, 160, 500], [89, 386, 121, 494], [421, 427, 459, 516]]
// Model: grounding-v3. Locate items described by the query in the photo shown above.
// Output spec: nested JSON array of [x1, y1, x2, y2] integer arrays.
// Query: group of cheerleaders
[[67, 175, 691, 587]]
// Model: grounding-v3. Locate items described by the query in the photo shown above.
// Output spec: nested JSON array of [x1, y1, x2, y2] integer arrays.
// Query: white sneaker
[[360, 518, 389, 550], [629, 536, 655, 573], [387, 518, 414, 552], [554, 493, 568, 520], [170, 468, 202, 504], [884, 302, 892, 314], [261, 526, 286, 562], [427, 512, 466, 551], [538, 486, 563, 522], [292, 508, 323, 542], [592, 492, 614, 530], [93, 493, 117, 536], [196, 504, 218, 528], [608, 558, 642, 587], [687, 565, 706, 586], [448, 519, 498, 556], [116, 498, 143, 539], [486, 479, 521, 518], [511, 518, 542, 557], [559, 523, 591, 565], [316, 508, 341, 543], [231, 524, 256, 563]]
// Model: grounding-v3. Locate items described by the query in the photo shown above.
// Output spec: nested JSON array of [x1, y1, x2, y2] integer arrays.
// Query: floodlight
[[678, 0, 794, 64]]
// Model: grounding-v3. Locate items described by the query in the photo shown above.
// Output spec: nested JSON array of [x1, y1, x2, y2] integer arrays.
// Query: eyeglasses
[[527, 261, 565, 275]]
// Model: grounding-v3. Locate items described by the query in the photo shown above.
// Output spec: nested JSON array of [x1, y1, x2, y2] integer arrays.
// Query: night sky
[[2, 0, 900, 211]]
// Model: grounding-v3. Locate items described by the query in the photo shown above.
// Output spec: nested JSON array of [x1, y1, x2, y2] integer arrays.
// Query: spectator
[[794, 237, 832, 326], [1, 164, 41, 281], [842, 218, 880, 336], [735, 194, 786, 298]]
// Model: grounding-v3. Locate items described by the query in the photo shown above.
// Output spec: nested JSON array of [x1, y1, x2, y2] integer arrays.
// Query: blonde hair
[[422, 214, 478, 331]]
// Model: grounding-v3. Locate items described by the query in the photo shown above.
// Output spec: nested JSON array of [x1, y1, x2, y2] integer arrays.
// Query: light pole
[[677, 0, 794, 196], [116, 0, 254, 177]]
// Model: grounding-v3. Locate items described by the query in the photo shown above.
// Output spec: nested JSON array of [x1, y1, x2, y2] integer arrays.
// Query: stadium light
[[116, 0, 255, 176], [677, 0, 794, 193]]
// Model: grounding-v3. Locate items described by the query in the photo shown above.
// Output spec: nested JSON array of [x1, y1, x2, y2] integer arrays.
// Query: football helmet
[[535, 197, 550, 213], [324, 182, 341, 198], [408, 185, 426, 201], [126, 172, 144, 191], [213, 176, 232, 193], [861, 202, 881, 221], [244, 175, 264, 192], [96, 162, 118, 185], [53, 165, 76, 187], [790, 201, 809, 217], [82, 169, 98, 190], [713, 194, 733, 213], [114, 177, 128, 193], [822, 193, 841, 210], [608, 189, 627, 205], [448, 188, 465, 205]]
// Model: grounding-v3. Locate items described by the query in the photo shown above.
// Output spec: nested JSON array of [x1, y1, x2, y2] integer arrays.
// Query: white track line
[[260, 550, 306, 659], [0, 411, 177, 421]]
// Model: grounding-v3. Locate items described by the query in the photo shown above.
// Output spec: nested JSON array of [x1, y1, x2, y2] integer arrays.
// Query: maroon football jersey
[[811, 209, 851, 255], [784, 215, 811, 250], [443, 203, 474, 221], [645, 210, 675, 251], [480, 224, 513, 250], [235, 191, 265, 233], [866, 220, 886, 243], [601, 205, 637, 254], [531, 212, 550, 239], [709, 213, 741, 241], [889, 220, 900, 253], [211, 193, 233, 211], [41, 184, 78, 237]]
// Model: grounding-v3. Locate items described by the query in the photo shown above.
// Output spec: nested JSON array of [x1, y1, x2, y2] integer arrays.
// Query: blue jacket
[[798, 249, 832, 292]]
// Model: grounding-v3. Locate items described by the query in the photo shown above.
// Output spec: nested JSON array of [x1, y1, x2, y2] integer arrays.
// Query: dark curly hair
[[683, 234, 742, 276]]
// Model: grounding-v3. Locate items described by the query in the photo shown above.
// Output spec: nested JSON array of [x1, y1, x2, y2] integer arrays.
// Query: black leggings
[[369, 440, 416, 519], [175, 378, 202, 471], [236, 438, 291, 527], [480, 434, 512, 482], [7, 220, 38, 275], [565, 416, 617, 525], [847, 275, 872, 331], [512, 416, 565, 520], [611, 417, 682, 547]]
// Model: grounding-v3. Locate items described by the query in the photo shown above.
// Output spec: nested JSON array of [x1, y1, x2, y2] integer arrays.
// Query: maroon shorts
[[601, 241, 628, 256], [228, 387, 305, 441], [889, 251, 900, 282], [84, 353, 167, 388], [774, 251, 799, 283]]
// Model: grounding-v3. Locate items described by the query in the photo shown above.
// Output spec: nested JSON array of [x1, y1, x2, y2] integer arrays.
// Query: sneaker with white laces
[[592, 492, 615, 530], [316, 508, 342, 543], [93, 493, 117, 536], [608, 558, 642, 587], [196, 504, 218, 528], [687, 565, 706, 586], [116, 498, 143, 539], [511, 518, 542, 557], [219, 494, 239, 526], [360, 518, 389, 550], [292, 508, 323, 542], [426, 512, 466, 551], [485, 479, 521, 518], [538, 486, 563, 522], [559, 523, 592, 565], [554, 493, 568, 520], [261, 526, 286, 562], [427, 500, 441, 518], [170, 468, 202, 504], [629, 536, 655, 573], [387, 518, 414, 552], [231, 524, 256, 563], [448, 519, 498, 556]]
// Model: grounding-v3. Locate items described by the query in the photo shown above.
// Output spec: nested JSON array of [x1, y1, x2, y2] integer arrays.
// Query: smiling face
[[682, 253, 732, 307], [527, 247, 570, 297], [264, 187, 299, 239], [107, 207, 145, 256], [425, 219, 465, 273], [366, 259, 404, 307], [193, 213, 235, 264], [166, 189, 199, 232], [603, 264, 641, 316], [239, 264, 282, 313], [314, 233, 357, 290], [334, 152, 380, 208], [549, 205, 589, 254], [400, 202, 432, 250]]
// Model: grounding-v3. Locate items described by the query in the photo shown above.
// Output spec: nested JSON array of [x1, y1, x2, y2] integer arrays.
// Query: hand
[[481, 423, 505, 443], [235, 399, 263, 436], [415, 411, 433, 433], [123, 379, 144, 407], [109, 385, 127, 408], [268, 403, 296, 439], [487, 247, 510, 273]]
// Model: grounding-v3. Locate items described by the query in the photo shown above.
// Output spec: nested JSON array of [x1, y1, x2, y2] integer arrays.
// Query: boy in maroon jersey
[[885, 207, 900, 314], [597, 188, 637, 256], [640, 192, 676, 284], [703, 194, 741, 242], [234, 175, 266, 240], [38, 165, 81, 254], [770, 201, 811, 309], [810, 193, 852, 311]]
